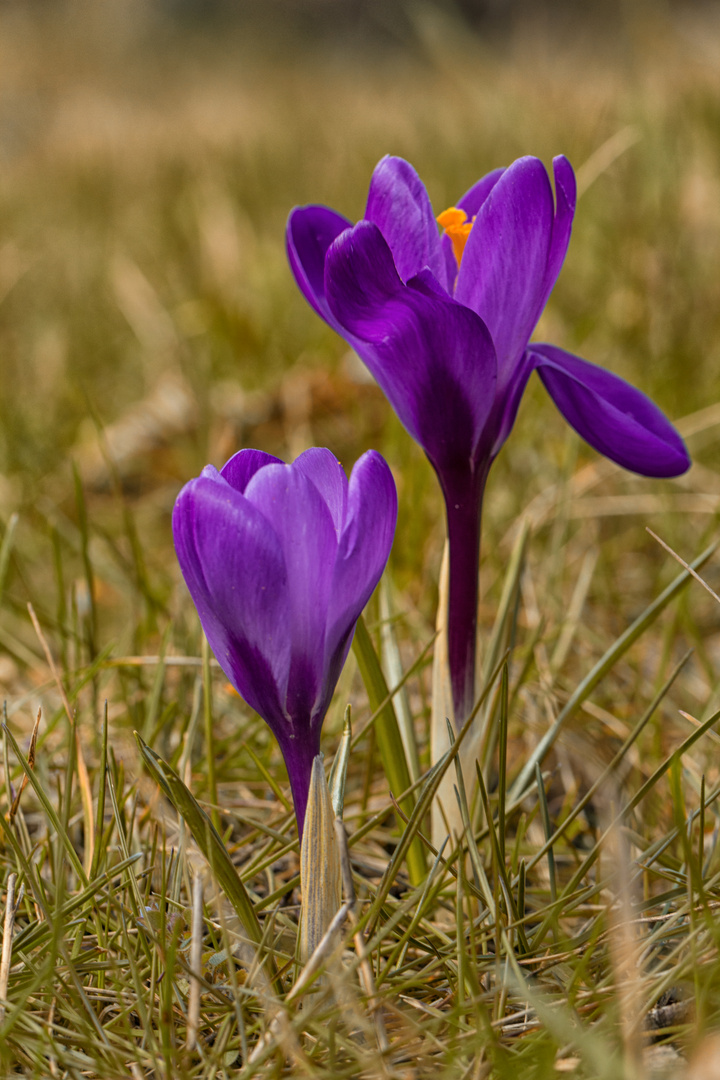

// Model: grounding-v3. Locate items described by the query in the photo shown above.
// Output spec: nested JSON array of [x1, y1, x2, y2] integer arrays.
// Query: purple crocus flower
[[287, 155, 690, 724], [172, 446, 397, 836]]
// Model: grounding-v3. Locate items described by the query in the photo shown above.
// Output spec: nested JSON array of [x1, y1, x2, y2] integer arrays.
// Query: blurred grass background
[[0, 1, 720, 1073], [1, 0, 719, 671]]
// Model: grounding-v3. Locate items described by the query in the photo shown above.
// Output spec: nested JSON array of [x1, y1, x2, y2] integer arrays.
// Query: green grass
[[0, 5, 720, 1076]]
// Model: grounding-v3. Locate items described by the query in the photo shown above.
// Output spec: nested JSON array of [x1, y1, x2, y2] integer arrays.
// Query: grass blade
[[299, 756, 341, 964], [3, 723, 88, 887], [134, 732, 277, 987], [535, 763, 557, 903], [0, 513, 18, 610], [72, 462, 97, 659], [202, 635, 220, 831], [379, 577, 420, 782], [510, 538, 718, 800], [328, 704, 352, 819], [353, 612, 426, 885], [90, 702, 109, 880], [479, 516, 530, 687]]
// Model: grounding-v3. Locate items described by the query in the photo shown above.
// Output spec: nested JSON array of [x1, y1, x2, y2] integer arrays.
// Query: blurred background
[[1, 0, 720, 727]]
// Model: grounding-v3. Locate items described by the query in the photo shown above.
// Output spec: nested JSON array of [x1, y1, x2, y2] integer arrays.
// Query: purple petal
[[292, 447, 348, 536], [325, 221, 497, 475], [365, 156, 449, 290], [532, 344, 690, 477], [544, 156, 576, 301], [442, 166, 506, 290], [457, 167, 506, 218], [455, 157, 555, 379], [491, 350, 538, 455], [323, 451, 397, 698], [172, 475, 291, 725], [198, 464, 225, 484], [244, 463, 339, 720], [220, 449, 284, 494], [286, 205, 352, 325]]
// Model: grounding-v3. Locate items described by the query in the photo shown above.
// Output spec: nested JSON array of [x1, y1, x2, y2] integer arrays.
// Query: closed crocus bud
[[172, 447, 397, 838]]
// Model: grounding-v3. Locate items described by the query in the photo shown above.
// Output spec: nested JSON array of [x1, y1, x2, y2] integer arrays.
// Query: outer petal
[[244, 463, 339, 721], [532, 344, 690, 477], [455, 157, 555, 379], [172, 475, 291, 726], [325, 221, 497, 475], [365, 156, 449, 290], [292, 447, 348, 537], [323, 451, 397, 684], [221, 449, 284, 494], [286, 205, 353, 325]]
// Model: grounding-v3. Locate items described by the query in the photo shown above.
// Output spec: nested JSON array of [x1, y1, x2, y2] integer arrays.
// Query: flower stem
[[441, 468, 487, 728]]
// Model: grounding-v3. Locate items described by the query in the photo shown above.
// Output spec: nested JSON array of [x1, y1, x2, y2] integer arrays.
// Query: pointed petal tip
[[286, 204, 353, 324], [294, 446, 344, 472], [350, 449, 399, 534], [293, 447, 349, 534], [552, 154, 577, 214], [220, 449, 284, 493], [552, 153, 573, 172], [365, 156, 448, 287]]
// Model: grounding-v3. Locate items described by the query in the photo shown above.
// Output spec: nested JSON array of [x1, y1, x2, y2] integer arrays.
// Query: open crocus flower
[[287, 155, 690, 724], [172, 447, 397, 836]]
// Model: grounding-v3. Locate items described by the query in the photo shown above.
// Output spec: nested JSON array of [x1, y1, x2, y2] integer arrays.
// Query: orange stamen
[[437, 206, 473, 267]]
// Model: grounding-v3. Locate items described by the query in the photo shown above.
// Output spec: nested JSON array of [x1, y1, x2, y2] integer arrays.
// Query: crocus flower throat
[[437, 207, 474, 267]]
